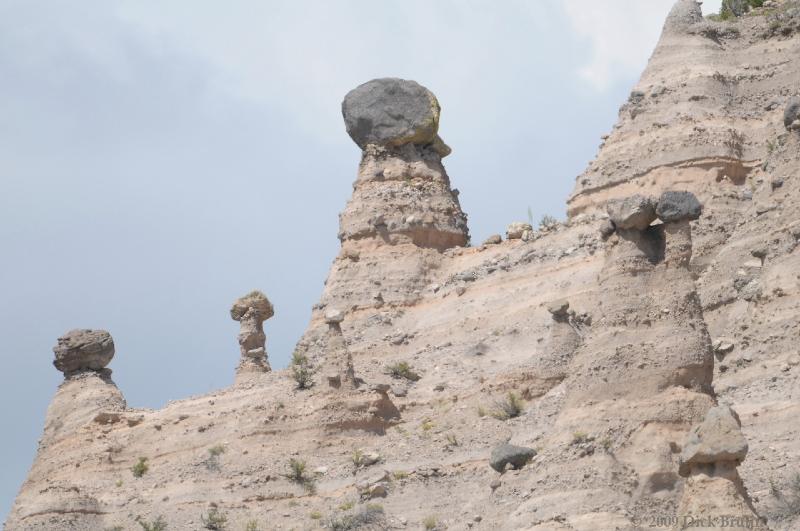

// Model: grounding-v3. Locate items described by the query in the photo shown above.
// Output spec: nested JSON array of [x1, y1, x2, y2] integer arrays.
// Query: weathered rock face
[[9, 2, 800, 530], [53, 329, 114, 374]]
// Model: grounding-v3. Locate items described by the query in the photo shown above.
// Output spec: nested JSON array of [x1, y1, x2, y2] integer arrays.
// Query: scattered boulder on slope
[[490, 443, 536, 473], [506, 222, 533, 240]]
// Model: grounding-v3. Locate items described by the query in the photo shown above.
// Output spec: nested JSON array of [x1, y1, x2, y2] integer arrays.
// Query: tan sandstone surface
[[6, 2, 800, 530]]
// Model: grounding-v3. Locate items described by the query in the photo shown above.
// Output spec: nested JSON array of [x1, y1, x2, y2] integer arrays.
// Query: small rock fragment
[[482, 234, 502, 246], [506, 222, 534, 240]]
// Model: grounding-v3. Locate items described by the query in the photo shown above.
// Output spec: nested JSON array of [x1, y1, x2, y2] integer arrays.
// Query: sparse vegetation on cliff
[[290, 351, 315, 389], [710, 0, 765, 21], [132, 457, 149, 478], [200, 507, 228, 530], [491, 392, 524, 420], [283, 457, 316, 493], [327, 504, 385, 531], [136, 516, 167, 531], [385, 361, 420, 381]]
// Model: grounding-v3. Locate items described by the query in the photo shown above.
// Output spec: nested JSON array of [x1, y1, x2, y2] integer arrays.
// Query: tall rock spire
[[339, 78, 469, 250]]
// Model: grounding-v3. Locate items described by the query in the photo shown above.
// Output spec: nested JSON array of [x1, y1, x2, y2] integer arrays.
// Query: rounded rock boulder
[[53, 329, 115, 374], [342, 78, 447, 153], [783, 97, 800, 129], [230, 290, 274, 322], [656, 190, 702, 223], [606, 195, 657, 231]]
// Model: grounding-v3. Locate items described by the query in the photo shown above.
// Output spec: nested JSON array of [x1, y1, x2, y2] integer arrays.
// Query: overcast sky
[[0, 0, 724, 521]]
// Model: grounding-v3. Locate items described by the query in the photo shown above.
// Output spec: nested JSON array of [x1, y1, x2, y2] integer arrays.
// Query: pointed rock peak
[[664, 0, 705, 34]]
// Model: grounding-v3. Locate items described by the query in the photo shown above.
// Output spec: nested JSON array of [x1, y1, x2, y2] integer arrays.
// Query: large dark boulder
[[489, 443, 536, 473], [342, 78, 448, 154], [656, 191, 702, 223]]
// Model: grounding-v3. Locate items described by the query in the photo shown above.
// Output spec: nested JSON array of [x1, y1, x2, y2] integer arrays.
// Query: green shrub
[[385, 361, 420, 381], [351, 449, 364, 468], [208, 445, 226, 457], [132, 457, 149, 478], [244, 521, 259, 531], [572, 431, 591, 445], [445, 433, 459, 447], [201, 507, 228, 530], [205, 445, 226, 471], [290, 351, 315, 389], [423, 515, 438, 530], [540, 214, 558, 228], [327, 504, 385, 531], [491, 392, 524, 420], [283, 458, 316, 493], [136, 516, 167, 531]]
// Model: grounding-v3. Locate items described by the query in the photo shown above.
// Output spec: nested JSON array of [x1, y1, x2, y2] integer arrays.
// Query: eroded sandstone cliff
[[6, 2, 800, 530]]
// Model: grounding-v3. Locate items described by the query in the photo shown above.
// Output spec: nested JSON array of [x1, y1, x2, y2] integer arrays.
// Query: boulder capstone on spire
[[338, 78, 469, 250], [230, 290, 274, 376], [53, 329, 115, 375], [342, 78, 450, 156], [322, 308, 358, 390]]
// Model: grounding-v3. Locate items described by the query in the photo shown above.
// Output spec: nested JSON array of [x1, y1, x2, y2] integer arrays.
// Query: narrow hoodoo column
[[294, 78, 472, 367], [677, 406, 762, 529], [231, 290, 273, 379], [339, 78, 469, 250], [322, 308, 358, 390]]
